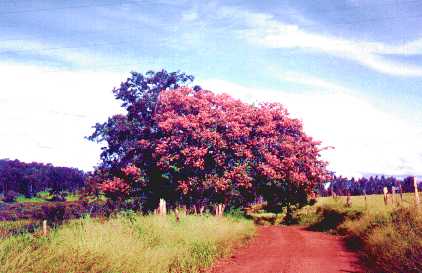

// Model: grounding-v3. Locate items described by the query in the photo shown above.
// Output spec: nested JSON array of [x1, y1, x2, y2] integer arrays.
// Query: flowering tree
[[98, 165, 144, 201], [90, 70, 329, 212], [145, 88, 329, 211]]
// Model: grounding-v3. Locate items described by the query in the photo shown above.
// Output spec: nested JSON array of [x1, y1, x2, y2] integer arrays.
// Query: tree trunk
[[215, 203, 225, 217]]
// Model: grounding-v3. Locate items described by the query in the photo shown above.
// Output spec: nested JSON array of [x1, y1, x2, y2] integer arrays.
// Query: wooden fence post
[[383, 187, 388, 206], [363, 190, 367, 209], [174, 208, 180, 222], [158, 198, 166, 216], [399, 184, 403, 201], [413, 177, 420, 206], [392, 187, 396, 206], [43, 220, 48, 236], [346, 190, 352, 207]]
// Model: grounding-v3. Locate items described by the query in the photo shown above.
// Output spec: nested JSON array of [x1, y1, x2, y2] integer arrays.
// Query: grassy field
[[0, 191, 80, 203], [0, 212, 255, 273], [317, 192, 418, 213], [295, 193, 422, 273]]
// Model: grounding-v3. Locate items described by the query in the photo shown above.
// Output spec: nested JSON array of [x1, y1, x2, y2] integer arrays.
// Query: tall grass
[[0, 213, 255, 273], [0, 219, 40, 238], [342, 207, 422, 273], [296, 194, 422, 273]]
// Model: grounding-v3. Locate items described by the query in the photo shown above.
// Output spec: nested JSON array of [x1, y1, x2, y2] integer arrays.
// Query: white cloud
[[219, 6, 422, 77], [0, 63, 126, 170], [181, 9, 199, 22], [201, 77, 422, 178], [277, 72, 352, 93], [0, 39, 101, 67]]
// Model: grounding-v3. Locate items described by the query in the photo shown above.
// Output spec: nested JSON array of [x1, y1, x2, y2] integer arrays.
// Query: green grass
[[295, 193, 422, 273], [0, 213, 255, 273], [1, 191, 80, 203], [317, 192, 417, 214], [15, 196, 47, 203]]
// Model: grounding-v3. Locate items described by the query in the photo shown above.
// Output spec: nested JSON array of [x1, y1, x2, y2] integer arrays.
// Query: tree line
[[316, 175, 421, 196], [0, 159, 85, 198]]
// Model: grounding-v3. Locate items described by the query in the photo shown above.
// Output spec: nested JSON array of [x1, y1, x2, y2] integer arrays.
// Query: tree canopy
[[89, 70, 329, 212]]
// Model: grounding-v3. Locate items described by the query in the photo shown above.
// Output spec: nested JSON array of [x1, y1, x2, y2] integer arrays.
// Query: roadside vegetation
[[0, 212, 255, 273], [294, 194, 422, 273]]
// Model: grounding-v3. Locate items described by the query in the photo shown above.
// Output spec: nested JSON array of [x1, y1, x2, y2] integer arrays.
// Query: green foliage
[[0, 214, 255, 273]]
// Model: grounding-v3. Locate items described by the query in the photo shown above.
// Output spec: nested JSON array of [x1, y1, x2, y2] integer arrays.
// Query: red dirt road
[[210, 226, 364, 273]]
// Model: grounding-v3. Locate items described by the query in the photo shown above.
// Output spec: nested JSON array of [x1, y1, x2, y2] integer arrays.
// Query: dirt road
[[210, 226, 364, 273]]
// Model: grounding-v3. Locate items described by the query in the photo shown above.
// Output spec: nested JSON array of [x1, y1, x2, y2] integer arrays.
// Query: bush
[[2, 191, 19, 203]]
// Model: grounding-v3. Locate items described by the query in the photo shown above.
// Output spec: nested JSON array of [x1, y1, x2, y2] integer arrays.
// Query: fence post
[[413, 177, 420, 206], [383, 187, 388, 206], [174, 208, 180, 222], [43, 220, 48, 236], [399, 184, 403, 201], [346, 190, 352, 207], [363, 189, 367, 208], [158, 198, 167, 216], [392, 187, 397, 206]]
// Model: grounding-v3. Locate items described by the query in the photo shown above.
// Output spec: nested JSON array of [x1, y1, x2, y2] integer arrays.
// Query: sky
[[0, 0, 421, 177]]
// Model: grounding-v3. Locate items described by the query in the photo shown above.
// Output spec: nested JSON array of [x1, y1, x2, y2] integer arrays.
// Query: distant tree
[[0, 159, 85, 198]]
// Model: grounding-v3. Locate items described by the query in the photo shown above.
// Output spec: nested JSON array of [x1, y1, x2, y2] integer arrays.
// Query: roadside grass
[[295, 193, 422, 273], [0, 213, 255, 273]]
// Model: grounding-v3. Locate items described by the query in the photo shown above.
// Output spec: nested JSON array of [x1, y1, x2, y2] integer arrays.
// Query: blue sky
[[0, 0, 421, 177]]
